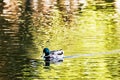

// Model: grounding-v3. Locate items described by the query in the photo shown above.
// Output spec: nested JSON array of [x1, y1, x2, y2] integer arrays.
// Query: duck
[[42, 48, 64, 66]]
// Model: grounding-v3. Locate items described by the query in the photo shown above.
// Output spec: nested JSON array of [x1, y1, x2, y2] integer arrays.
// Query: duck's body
[[49, 50, 64, 63], [43, 48, 64, 66]]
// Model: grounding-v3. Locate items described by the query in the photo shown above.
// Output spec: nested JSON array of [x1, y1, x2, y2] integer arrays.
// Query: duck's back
[[50, 50, 64, 55]]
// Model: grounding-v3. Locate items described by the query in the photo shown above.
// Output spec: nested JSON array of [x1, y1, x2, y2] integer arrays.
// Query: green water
[[0, 0, 120, 80]]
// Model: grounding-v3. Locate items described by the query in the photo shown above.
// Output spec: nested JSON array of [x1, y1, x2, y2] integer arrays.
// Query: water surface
[[0, 0, 120, 80]]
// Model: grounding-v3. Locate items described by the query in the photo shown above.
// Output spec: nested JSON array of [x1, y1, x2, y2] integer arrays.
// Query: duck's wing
[[51, 50, 58, 52], [50, 50, 64, 55], [50, 50, 58, 54]]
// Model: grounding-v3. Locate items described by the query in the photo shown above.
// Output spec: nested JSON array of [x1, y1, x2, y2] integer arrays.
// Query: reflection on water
[[0, 0, 120, 80]]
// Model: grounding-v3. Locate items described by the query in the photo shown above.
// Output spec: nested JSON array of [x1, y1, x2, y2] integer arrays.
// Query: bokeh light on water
[[0, 0, 120, 80]]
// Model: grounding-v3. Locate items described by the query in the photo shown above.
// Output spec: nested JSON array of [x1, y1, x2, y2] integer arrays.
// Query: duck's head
[[43, 48, 50, 56]]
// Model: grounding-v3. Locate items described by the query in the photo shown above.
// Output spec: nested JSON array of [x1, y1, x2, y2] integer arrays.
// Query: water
[[0, 0, 120, 80]]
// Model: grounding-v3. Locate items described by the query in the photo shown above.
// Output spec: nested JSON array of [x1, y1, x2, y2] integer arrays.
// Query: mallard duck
[[42, 48, 64, 66]]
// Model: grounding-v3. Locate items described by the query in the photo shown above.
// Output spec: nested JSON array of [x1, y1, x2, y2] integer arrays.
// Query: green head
[[43, 48, 50, 56]]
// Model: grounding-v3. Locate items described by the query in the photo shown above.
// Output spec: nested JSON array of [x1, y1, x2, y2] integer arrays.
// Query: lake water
[[0, 0, 120, 80]]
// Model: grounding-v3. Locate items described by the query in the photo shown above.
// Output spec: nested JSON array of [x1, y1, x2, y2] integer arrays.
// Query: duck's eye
[[58, 52, 63, 55]]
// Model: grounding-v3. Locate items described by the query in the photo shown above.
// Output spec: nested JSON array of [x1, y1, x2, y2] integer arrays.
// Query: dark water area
[[0, 0, 120, 80]]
